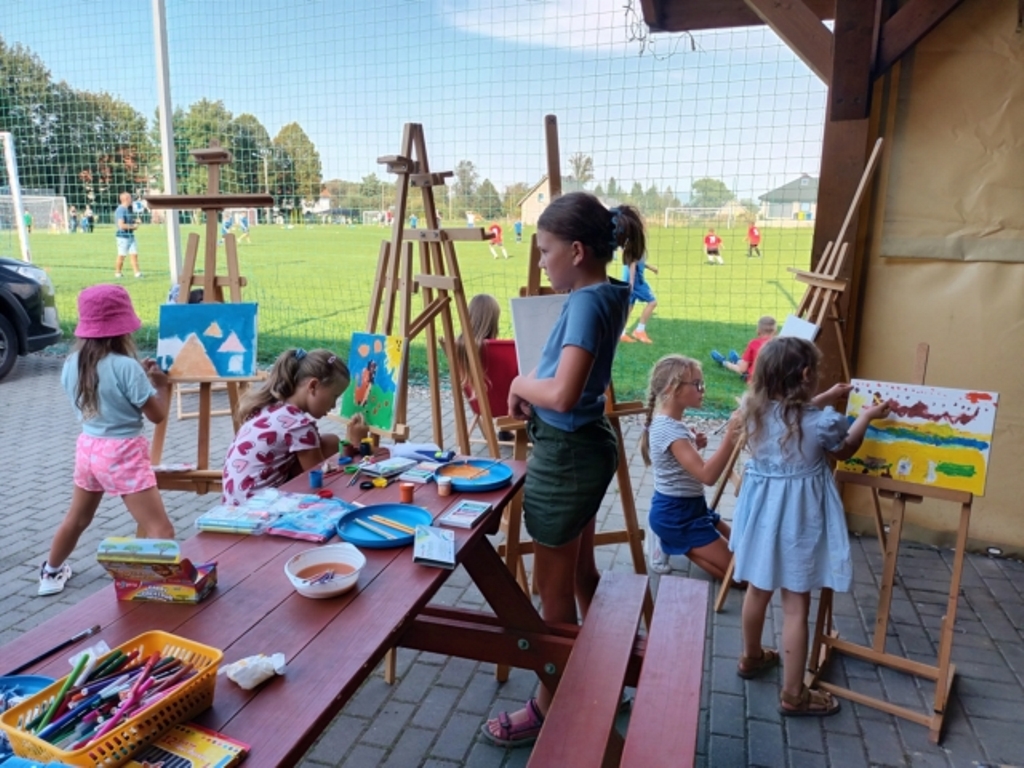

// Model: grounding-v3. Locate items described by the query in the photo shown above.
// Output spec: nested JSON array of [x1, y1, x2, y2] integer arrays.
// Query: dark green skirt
[[523, 414, 619, 548]]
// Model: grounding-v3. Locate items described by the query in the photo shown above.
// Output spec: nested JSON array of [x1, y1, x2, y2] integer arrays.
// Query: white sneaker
[[38, 562, 72, 596], [114, 272, 123, 278], [649, 535, 671, 574], [134, 272, 143, 278]]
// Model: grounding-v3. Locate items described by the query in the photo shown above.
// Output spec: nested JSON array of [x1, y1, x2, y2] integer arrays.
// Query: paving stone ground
[[2, 353, 1022, 767]]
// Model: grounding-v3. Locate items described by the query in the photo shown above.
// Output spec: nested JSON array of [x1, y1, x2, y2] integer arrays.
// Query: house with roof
[[758, 174, 818, 224], [516, 175, 587, 225]]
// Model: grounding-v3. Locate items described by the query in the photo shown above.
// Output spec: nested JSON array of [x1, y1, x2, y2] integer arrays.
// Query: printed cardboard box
[[96, 537, 216, 603]]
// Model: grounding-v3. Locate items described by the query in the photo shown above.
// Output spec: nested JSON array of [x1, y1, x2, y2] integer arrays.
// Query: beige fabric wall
[[846, 0, 1024, 551]]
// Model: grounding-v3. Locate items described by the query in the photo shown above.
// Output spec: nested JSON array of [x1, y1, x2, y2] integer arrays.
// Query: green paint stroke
[[936, 462, 975, 478]]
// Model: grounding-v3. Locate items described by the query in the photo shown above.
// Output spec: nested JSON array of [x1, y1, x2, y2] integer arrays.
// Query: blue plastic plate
[[336, 503, 433, 549], [0, 675, 55, 696], [435, 459, 513, 493]]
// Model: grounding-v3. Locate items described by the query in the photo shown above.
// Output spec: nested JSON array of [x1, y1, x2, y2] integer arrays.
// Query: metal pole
[[1, 132, 32, 263], [151, 0, 182, 284]]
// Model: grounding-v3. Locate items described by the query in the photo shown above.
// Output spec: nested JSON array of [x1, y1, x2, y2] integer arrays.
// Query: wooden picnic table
[[1, 458, 587, 767]]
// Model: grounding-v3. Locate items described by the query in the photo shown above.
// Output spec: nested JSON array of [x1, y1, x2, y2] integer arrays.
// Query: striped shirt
[[649, 414, 705, 497]]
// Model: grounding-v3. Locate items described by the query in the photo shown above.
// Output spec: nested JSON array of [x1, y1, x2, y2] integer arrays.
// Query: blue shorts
[[116, 235, 137, 256], [630, 282, 656, 305], [648, 491, 722, 555]]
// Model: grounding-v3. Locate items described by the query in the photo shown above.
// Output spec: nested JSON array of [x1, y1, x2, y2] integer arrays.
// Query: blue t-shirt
[[62, 352, 156, 438], [622, 256, 647, 286], [115, 205, 136, 238], [532, 279, 630, 432]]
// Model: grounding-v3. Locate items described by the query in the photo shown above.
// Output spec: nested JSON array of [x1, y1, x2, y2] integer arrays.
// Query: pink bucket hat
[[75, 284, 142, 339]]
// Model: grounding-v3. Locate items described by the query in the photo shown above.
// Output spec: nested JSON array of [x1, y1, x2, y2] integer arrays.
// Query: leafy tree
[[689, 177, 734, 209], [453, 160, 479, 216], [475, 179, 502, 219], [628, 182, 644, 207], [567, 153, 594, 187], [502, 182, 530, 218], [177, 99, 234, 195], [229, 113, 272, 194], [593, 183, 605, 198], [273, 122, 322, 204], [606, 177, 620, 198]]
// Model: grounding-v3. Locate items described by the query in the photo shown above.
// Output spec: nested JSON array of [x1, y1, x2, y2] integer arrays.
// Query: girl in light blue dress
[[730, 337, 891, 717]]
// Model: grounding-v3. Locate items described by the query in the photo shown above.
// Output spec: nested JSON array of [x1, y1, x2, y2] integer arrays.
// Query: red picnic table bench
[[2, 457, 709, 767]]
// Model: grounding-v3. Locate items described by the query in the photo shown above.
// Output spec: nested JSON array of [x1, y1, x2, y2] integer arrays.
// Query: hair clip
[[294, 348, 307, 361], [609, 208, 623, 248], [327, 354, 337, 365]]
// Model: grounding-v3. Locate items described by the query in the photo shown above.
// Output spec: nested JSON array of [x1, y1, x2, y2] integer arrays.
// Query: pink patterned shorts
[[74, 433, 157, 496]]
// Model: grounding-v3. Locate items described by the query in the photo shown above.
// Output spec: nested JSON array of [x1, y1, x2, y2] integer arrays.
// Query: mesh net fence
[[0, 0, 826, 407]]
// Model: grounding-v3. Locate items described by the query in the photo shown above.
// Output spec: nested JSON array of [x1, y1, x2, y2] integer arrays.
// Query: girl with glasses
[[639, 354, 741, 580]]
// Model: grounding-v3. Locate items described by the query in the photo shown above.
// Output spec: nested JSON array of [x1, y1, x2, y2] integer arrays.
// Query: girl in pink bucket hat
[[38, 284, 175, 596]]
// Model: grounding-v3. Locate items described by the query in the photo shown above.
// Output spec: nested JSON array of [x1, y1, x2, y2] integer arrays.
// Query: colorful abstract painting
[[841, 379, 998, 496], [157, 303, 258, 379], [339, 332, 406, 431]]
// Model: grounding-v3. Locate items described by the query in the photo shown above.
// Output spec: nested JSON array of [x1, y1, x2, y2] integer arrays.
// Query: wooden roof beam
[[644, 0, 834, 32], [743, 0, 834, 84], [831, 0, 881, 120], [875, 0, 966, 76]]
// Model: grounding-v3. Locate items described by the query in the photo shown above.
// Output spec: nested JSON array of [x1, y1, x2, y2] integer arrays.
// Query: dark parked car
[[0, 257, 62, 381]]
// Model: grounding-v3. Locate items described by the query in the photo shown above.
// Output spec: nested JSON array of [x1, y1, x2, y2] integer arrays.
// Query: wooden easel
[[343, 123, 499, 457], [806, 343, 972, 744], [146, 142, 273, 494], [711, 139, 885, 613], [495, 114, 650, 623]]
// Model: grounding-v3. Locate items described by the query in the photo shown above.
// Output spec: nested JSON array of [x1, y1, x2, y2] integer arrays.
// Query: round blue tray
[[336, 503, 433, 549], [435, 459, 513, 493], [0, 675, 55, 696]]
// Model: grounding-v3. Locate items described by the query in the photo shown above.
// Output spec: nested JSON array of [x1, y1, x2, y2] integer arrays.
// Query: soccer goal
[[362, 210, 385, 226], [663, 207, 738, 229]]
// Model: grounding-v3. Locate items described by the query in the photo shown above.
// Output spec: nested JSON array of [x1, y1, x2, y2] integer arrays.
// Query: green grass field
[[7, 222, 814, 411]]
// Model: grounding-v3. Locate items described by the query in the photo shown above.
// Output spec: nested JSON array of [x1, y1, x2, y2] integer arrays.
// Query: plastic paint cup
[[359, 439, 373, 457], [437, 476, 453, 497], [399, 482, 415, 504], [309, 469, 323, 489]]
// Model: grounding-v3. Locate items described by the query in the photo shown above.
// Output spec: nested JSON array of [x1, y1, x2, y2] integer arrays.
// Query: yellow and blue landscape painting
[[841, 379, 998, 496], [157, 303, 258, 379], [340, 332, 405, 431]]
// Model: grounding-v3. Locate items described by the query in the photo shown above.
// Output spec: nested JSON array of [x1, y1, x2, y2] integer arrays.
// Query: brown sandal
[[736, 647, 779, 679], [779, 686, 840, 717]]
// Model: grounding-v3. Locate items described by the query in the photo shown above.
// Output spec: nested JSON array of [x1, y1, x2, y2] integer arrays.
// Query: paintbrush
[[465, 458, 504, 480], [368, 515, 416, 535], [4, 624, 102, 676], [352, 517, 398, 540]]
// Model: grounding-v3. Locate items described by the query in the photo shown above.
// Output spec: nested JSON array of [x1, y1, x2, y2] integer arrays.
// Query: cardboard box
[[96, 537, 216, 603]]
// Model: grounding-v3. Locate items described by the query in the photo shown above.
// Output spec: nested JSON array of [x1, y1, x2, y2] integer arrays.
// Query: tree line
[[0, 36, 320, 214]]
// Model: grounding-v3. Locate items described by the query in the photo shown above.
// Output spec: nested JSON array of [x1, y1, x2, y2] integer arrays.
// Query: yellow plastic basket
[[0, 630, 222, 767]]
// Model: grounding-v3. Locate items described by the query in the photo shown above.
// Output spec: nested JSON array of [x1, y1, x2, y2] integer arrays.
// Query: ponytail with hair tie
[[609, 207, 623, 250]]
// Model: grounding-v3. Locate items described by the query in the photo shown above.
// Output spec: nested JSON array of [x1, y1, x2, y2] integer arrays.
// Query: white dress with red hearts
[[221, 402, 320, 505]]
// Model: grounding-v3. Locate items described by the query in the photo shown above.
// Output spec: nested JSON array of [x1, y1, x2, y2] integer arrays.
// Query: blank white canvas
[[779, 314, 820, 341], [510, 294, 568, 376]]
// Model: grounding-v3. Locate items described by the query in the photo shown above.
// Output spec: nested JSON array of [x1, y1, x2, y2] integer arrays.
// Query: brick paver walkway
[[1, 353, 1021, 766]]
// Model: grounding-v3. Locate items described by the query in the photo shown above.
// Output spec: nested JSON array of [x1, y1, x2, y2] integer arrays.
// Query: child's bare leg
[[47, 487, 103, 567], [638, 299, 657, 325], [779, 589, 810, 700], [574, 517, 600, 619], [687, 536, 732, 581], [715, 519, 732, 539], [741, 585, 774, 659], [123, 487, 175, 539]]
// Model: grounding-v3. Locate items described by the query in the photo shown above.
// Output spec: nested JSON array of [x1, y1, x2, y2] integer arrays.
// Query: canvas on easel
[[157, 303, 259, 379], [339, 332, 406, 432], [509, 294, 567, 376]]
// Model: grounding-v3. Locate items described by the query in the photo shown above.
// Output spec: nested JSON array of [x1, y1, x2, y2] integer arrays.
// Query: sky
[[2, 0, 826, 201]]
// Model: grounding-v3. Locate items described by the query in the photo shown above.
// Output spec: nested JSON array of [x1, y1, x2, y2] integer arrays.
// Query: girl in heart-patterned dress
[[222, 348, 367, 505]]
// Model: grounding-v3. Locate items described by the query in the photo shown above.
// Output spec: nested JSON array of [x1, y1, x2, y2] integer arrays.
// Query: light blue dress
[[730, 404, 852, 593]]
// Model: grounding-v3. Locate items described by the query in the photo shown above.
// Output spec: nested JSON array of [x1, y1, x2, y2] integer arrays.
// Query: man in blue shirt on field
[[114, 192, 142, 279]]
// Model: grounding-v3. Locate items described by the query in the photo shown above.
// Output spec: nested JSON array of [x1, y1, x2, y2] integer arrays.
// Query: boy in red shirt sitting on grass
[[711, 315, 776, 380]]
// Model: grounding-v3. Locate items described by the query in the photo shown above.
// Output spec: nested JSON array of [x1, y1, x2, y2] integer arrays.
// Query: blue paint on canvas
[[157, 303, 258, 378]]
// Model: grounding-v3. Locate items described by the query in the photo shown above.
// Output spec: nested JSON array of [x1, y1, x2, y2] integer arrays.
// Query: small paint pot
[[309, 469, 323, 489], [437, 476, 453, 497], [359, 439, 374, 457], [399, 482, 415, 504]]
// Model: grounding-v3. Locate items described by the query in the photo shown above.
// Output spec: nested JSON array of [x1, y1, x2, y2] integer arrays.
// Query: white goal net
[[664, 206, 743, 229], [362, 210, 385, 226]]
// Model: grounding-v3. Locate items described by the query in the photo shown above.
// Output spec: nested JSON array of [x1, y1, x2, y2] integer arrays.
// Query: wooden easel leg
[[807, 588, 834, 683], [713, 556, 735, 613], [870, 488, 888, 550], [929, 502, 970, 742], [873, 495, 906, 654], [383, 648, 397, 685], [418, 242, 444, 448], [149, 380, 173, 467], [495, 426, 530, 682]]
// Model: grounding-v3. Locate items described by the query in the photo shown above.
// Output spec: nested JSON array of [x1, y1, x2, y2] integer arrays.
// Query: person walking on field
[[114, 192, 143, 278], [747, 222, 762, 258], [488, 223, 509, 259], [621, 253, 658, 344], [704, 227, 724, 265]]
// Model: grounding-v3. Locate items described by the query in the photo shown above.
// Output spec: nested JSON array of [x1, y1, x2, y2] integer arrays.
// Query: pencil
[[368, 515, 416, 535], [352, 517, 397, 540]]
